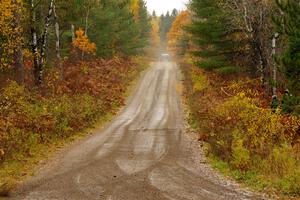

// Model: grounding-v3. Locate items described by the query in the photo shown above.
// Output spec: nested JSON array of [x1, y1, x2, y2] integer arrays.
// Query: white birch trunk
[[53, 3, 63, 81], [82, 7, 90, 60], [71, 24, 75, 42], [272, 33, 279, 97], [85, 8, 90, 36], [38, 0, 54, 84], [31, 0, 41, 85]]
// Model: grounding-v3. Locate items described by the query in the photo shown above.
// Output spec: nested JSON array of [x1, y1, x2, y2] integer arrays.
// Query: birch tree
[[220, 0, 275, 89], [53, 2, 63, 80], [30, 0, 55, 85], [83, 0, 99, 36], [30, 0, 40, 85]]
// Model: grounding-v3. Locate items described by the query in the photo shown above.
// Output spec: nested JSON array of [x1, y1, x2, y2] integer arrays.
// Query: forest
[[0, 0, 154, 195], [0, 0, 300, 198], [167, 0, 300, 197]]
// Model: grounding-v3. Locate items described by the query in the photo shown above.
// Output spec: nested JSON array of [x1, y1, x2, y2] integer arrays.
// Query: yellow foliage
[[215, 95, 297, 143], [0, 0, 22, 69], [150, 18, 160, 48], [185, 60, 300, 195], [267, 144, 298, 177], [167, 11, 191, 54], [205, 94, 299, 174], [231, 133, 250, 170], [130, 0, 139, 21], [190, 67, 209, 92], [72, 28, 96, 55]]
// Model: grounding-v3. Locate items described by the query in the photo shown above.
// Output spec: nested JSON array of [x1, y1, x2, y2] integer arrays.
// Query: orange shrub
[[72, 28, 96, 59]]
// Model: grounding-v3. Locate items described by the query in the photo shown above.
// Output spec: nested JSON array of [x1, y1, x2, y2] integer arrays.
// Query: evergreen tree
[[159, 10, 178, 45], [188, 0, 237, 71], [89, 0, 140, 57], [136, 0, 151, 49], [159, 14, 166, 42], [275, 0, 300, 91], [171, 9, 178, 20], [164, 11, 173, 35], [152, 11, 157, 18]]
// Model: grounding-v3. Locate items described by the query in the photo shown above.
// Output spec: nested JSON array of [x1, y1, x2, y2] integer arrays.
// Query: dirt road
[[12, 62, 264, 200]]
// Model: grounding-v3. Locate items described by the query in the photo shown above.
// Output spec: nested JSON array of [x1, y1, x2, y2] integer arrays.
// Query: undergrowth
[[183, 62, 300, 198], [0, 56, 147, 195]]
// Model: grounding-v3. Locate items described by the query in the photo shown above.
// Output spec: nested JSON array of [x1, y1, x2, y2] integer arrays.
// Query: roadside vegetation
[[1, 0, 299, 198], [0, 0, 158, 195], [167, 0, 300, 198]]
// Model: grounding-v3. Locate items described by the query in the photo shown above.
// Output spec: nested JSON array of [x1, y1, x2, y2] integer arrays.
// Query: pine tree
[[152, 11, 157, 18], [89, 0, 148, 57], [136, 0, 151, 49], [275, 0, 300, 91], [159, 10, 178, 47], [171, 9, 178, 20], [188, 0, 237, 71]]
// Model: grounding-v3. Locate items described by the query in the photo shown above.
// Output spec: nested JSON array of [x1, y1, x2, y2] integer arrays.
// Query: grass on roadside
[[0, 112, 113, 197], [182, 61, 300, 199], [0, 56, 149, 197]]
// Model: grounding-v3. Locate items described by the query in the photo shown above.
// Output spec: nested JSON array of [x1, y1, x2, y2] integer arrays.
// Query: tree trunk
[[38, 0, 54, 85], [253, 39, 268, 90], [30, 0, 41, 85], [272, 33, 279, 97], [82, 6, 90, 60], [71, 24, 75, 42], [85, 7, 90, 36], [53, 3, 63, 81], [258, 50, 265, 87], [13, 0, 24, 85], [260, 49, 268, 91]]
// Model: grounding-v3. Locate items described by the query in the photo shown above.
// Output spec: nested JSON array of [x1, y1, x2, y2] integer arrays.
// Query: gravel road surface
[[11, 62, 266, 200]]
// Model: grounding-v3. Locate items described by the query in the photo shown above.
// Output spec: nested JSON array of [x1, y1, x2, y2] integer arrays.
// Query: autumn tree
[[167, 11, 191, 56], [0, 0, 15, 70], [72, 28, 96, 59], [150, 18, 160, 48], [131, 0, 140, 21], [130, 0, 151, 50], [220, 0, 276, 89], [0, 0, 24, 84], [0, 0, 152, 86]]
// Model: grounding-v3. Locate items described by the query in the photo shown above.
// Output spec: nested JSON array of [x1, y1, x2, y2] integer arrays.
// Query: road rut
[[12, 62, 265, 200]]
